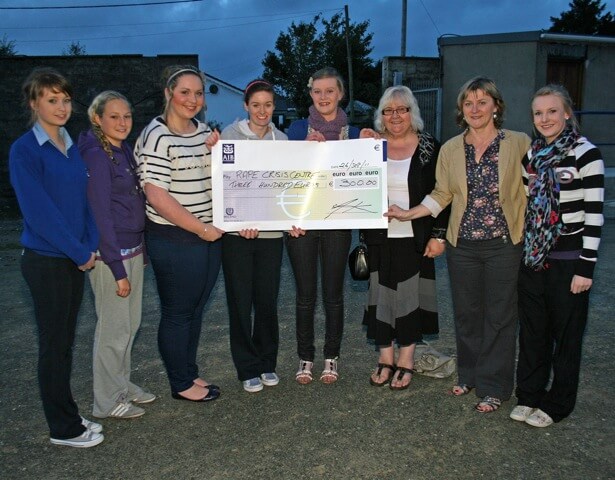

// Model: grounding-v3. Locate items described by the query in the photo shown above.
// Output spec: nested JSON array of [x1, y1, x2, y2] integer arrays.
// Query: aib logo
[[225, 208, 235, 217], [277, 189, 310, 219], [222, 144, 235, 164]]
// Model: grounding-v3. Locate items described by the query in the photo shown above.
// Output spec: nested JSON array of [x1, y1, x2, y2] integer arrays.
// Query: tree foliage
[[262, 13, 380, 117], [62, 41, 87, 56], [0, 34, 17, 56], [549, 0, 615, 35]]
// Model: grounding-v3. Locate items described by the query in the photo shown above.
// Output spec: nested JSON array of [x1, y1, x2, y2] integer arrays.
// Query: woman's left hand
[[570, 275, 592, 294], [239, 229, 259, 239], [205, 129, 221, 150], [424, 238, 445, 258]]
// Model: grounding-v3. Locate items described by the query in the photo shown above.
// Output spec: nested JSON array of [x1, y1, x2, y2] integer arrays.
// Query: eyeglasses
[[382, 106, 411, 116]]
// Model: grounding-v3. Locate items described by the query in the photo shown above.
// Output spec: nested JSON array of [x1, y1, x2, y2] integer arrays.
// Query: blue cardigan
[[9, 127, 98, 266]]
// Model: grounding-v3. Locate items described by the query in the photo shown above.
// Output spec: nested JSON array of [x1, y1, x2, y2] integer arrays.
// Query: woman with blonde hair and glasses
[[359, 85, 448, 390], [135, 65, 223, 403], [79, 90, 155, 420], [389, 77, 530, 412]]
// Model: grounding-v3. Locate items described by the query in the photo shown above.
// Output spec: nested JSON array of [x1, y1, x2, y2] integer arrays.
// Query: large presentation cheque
[[211, 138, 387, 231]]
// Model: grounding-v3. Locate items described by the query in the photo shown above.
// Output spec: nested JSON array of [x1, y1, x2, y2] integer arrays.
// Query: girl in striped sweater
[[511, 84, 604, 428]]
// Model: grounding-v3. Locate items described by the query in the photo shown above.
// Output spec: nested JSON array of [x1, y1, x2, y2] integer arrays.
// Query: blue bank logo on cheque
[[222, 144, 235, 164]]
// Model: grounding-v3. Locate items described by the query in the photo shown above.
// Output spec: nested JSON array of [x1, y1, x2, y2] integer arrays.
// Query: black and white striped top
[[135, 116, 213, 225], [522, 137, 604, 278]]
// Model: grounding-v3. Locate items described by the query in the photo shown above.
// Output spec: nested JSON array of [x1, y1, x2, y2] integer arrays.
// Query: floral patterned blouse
[[458, 130, 510, 241]]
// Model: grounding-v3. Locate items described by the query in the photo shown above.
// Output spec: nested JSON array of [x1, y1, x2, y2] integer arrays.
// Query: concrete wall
[[439, 33, 615, 166], [439, 41, 538, 142], [382, 56, 440, 90], [0, 55, 245, 206]]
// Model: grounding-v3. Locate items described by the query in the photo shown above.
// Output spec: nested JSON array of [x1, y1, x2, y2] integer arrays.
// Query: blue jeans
[[286, 230, 351, 361], [145, 226, 222, 393]]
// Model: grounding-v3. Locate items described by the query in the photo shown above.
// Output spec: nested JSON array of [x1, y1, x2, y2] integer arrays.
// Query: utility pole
[[344, 4, 355, 122], [401, 0, 407, 56]]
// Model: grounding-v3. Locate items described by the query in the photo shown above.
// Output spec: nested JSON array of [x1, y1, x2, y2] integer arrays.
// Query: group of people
[[9, 63, 603, 449]]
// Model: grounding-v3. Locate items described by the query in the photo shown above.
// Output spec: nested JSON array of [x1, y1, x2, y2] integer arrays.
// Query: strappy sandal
[[475, 396, 502, 413], [450, 384, 474, 396], [320, 358, 339, 384], [369, 363, 395, 387], [295, 360, 314, 385], [389, 367, 415, 391]]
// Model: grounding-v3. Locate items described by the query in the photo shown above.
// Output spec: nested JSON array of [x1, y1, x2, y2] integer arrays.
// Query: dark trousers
[[286, 230, 351, 361], [515, 260, 589, 422], [145, 229, 222, 393], [222, 235, 283, 381], [21, 249, 87, 440], [446, 237, 522, 400]]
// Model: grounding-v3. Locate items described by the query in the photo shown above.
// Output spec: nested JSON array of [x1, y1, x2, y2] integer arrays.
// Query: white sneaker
[[260, 372, 280, 387], [81, 416, 103, 433], [50, 429, 104, 448], [510, 406, 535, 422], [525, 408, 554, 428], [243, 377, 264, 393]]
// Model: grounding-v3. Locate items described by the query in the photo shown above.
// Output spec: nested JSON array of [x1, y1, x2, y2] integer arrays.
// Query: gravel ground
[[0, 219, 613, 480]]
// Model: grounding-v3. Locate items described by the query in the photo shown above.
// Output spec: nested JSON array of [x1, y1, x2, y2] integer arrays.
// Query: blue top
[[286, 119, 360, 141], [9, 123, 98, 265]]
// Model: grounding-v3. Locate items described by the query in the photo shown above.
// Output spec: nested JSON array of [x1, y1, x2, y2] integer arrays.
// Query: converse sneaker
[[260, 372, 280, 387], [81, 416, 103, 433], [243, 377, 264, 393], [50, 429, 104, 448]]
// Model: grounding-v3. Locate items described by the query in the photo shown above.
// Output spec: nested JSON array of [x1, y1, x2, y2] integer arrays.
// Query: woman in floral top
[[388, 77, 530, 413]]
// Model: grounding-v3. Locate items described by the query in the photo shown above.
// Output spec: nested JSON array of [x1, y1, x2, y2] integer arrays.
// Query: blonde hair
[[161, 64, 205, 120], [532, 84, 580, 132], [308, 67, 345, 98], [87, 90, 132, 162], [456, 76, 506, 129], [374, 85, 424, 133]]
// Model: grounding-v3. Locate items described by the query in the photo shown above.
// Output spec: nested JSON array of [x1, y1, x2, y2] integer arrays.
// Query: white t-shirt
[[387, 156, 413, 238]]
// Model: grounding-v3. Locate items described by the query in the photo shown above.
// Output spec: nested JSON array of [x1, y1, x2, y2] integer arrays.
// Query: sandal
[[450, 384, 474, 396], [389, 367, 415, 391], [475, 396, 502, 413], [369, 363, 396, 387], [320, 358, 339, 384], [295, 360, 314, 385]]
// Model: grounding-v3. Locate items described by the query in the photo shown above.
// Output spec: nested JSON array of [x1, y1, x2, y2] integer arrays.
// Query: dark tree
[[0, 34, 17, 56], [262, 13, 380, 117], [62, 41, 87, 56], [549, 0, 615, 35]]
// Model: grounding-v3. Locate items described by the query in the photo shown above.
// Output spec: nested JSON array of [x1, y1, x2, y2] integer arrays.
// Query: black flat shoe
[[193, 382, 220, 392], [171, 388, 220, 403]]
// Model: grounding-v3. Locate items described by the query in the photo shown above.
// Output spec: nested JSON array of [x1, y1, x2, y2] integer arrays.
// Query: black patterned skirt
[[362, 237, 438, 346]]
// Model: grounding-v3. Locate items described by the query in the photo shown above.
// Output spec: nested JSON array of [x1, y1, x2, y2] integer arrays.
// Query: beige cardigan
[[422, 129, 531, 247]]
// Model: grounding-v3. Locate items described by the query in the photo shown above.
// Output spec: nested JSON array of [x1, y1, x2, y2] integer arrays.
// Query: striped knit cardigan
[[522, 137, 604, 279]]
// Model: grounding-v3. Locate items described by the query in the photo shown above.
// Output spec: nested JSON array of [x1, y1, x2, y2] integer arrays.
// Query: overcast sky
[[1, 0, 614, 88]]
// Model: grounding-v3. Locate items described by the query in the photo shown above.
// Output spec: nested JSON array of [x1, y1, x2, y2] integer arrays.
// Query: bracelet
[[198, 226, 208, 240], [435, 238, 445, 244]]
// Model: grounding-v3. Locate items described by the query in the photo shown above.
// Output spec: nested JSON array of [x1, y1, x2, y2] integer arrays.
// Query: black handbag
[[348, 233, 369, 281]]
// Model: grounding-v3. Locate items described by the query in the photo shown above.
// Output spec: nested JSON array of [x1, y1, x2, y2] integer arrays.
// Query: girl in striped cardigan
[[511, 84, 604, 428]]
